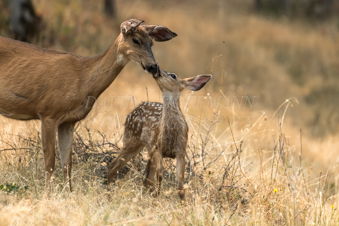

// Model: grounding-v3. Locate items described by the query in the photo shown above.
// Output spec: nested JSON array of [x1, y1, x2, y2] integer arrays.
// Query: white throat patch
[[117, 54, 127, 65]]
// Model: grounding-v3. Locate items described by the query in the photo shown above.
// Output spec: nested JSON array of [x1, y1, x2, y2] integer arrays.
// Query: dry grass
[[0, 99, 338, 225], [0, 0, 339, 225]]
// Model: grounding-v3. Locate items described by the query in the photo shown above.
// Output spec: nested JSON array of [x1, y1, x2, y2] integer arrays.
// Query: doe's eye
[[132, 38, 140, 45], [169, 73, 176, 79]]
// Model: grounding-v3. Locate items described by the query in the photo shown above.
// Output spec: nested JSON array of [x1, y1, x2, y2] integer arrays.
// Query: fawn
[[107, 69, 212, 201]]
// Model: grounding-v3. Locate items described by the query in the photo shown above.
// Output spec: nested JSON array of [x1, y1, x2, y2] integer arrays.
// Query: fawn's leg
[[155, 151, 164, 196], [141, 128, 158, 191], [176, 153, 185, 201], [58, 122, 75, 192], [107, 142, 143, 184], [41, 117, 57, 190], [144, 146, 159, 191]]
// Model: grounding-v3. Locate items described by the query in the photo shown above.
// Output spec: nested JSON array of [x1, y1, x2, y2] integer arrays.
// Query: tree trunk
[[9, 0, 41, 42], [103, 0, 116, 18]]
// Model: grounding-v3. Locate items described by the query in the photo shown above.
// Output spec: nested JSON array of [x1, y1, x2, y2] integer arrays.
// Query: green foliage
[[0, 183, 28, 194]]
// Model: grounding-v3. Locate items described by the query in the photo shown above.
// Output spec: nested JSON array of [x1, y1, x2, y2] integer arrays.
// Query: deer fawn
[[0, 19, 177, 191], [108, 70, 212, 201]]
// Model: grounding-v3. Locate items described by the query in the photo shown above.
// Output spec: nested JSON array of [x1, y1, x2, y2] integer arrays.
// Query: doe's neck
[[83, 34, 130, 98]]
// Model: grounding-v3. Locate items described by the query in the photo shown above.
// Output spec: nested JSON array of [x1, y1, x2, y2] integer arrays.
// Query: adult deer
[[107, 70, 212, 201], [0, 19, 177, 191]]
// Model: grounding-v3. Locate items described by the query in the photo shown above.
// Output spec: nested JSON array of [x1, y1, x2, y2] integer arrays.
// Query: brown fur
[[107, 70, 211, 201], [0, 19, 177, 191]]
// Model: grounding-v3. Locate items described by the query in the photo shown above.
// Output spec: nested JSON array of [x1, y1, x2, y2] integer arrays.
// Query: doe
[[0, 19, 177, 191], [108, 69, 212, 201]]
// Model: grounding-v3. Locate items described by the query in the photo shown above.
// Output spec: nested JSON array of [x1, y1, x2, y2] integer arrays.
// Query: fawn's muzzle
[[152, 65, 161, 78]]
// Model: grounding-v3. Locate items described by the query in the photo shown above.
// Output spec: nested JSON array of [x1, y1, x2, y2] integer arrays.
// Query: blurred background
[[0, 0, 339, 170]]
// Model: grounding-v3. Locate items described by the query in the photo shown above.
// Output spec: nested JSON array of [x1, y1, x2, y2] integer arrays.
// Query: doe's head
[[118, 19, 177, 75], [154, 69, 212, 95]]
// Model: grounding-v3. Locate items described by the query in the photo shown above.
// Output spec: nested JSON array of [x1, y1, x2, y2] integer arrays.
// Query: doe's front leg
[[58, 122, 75, 192]]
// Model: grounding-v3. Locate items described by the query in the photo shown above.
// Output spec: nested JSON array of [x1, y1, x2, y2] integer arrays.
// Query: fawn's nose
[[147, 64, 158, 75]]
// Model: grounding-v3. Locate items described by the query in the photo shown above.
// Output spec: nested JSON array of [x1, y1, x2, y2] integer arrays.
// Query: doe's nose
[[147, 64, 158, 75]]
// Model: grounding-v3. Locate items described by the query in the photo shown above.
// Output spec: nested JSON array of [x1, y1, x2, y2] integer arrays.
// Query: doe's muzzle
[[147, 63, 158, 75]]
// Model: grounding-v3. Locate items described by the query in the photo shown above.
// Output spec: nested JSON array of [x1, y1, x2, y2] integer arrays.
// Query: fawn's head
[[154, 69, 212, 96], [118, 19, 177, 75]]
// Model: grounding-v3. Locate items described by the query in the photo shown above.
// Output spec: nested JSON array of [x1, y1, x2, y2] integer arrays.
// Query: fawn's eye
[[169, 73, 176, 79], [132, 38, 140, 45]]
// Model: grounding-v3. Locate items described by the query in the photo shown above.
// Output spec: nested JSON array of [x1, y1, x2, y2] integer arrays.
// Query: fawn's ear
[[183, 75, 212, 91], [143, 25, 177, 42], [121, 19, 144, 34]]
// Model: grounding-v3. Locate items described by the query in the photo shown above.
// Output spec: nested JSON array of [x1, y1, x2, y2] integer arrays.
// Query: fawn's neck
[[162, 92, 182, 114], [159, 92, 188, 156]]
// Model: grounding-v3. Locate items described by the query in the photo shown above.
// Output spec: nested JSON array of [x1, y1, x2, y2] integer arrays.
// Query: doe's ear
[[121, 19, 144, 34], [183, 74, 212, 91], [143, 25, 177, 42]]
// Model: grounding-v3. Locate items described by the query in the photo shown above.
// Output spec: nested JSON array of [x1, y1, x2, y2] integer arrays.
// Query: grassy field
[[0, 0, 339, 225]]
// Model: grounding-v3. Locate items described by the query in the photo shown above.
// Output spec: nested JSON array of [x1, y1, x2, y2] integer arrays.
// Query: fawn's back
[[124, 101, 162, 140], [124, 100, 188, 158]]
